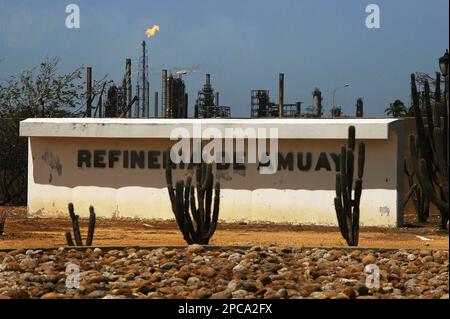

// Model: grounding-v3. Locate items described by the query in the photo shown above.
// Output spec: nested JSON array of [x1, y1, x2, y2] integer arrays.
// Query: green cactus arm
[[183, 177, 197, 241], [85, 206, 96, 246], [423, 81, 435, 147], [348, 126, 356, 151], [418, 159, 449, 214], [403, 184, 418, 208], [352, 204, 360, 247], [204, 167, 214, 230], [335, 174, 342, 199], [174, 180, 194, 244], [68, 203, 83, 246], [434, 127, 448, 190], [65, 232, 74, 247], [346, 149, 355, 193], [202, 182, 221, 243], [334, 197, 348, 241], [165, 149, 176, 209], [411, 74, 433, 166], [190, 187, 200, 230], [354, 179, 363, 209], [357, 143, 365, 179]]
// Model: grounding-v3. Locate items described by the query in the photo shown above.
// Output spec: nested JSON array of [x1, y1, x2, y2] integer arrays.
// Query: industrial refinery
[[87, 36, 363, 120]]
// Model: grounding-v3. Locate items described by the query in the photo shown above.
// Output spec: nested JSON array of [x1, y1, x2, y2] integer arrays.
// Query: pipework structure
[[195, 74, 231, 118], [136, 41, 150, 118], [251, 73, 302, 118], [162, 70, 189, 118]]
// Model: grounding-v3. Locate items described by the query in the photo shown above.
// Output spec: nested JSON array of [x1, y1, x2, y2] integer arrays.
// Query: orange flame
[[145, 25, 160, 39]]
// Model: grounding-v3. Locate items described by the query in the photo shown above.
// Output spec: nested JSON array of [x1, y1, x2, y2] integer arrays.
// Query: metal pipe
[[125, 59, 132, 118], [168, 75, 174, 118], [154, 92, 159, 118], [86, 67, 92, 118], [279, 73, 284, 118], [142, 41, 147, 118], [145, 80, 150, 118], [162, 70, 168, 118], [185, 93, 188, 119]]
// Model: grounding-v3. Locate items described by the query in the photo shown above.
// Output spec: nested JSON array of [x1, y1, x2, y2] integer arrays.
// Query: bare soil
[[0, 206, 448, 250]]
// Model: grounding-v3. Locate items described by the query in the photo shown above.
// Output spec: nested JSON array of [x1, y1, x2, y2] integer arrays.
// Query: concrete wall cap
[[20, 118, 404, 140]]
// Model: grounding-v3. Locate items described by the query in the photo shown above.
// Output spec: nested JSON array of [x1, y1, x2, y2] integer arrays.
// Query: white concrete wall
[[21, 118, 404, 227]]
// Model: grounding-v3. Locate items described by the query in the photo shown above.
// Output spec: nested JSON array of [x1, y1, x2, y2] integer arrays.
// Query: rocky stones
[[194, 287, 213, 299], [0, 247, 447, 299], [187, 277, 201, 287], [232, 289, 248, 299], [362, 254, 376, 265], [242, 282, 258, 293], [276, 288, 289, 299], [210, 289, 232, 299], [161, 262, 179, 270], [228, 253, 243, 263], [355, 285, 370, 296], [187, 245, 205, 254], [343, 287, 356, 299], [195, 266, 216, 278]]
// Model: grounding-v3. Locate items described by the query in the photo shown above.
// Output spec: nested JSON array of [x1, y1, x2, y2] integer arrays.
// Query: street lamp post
[[333, 84, 351, 113]]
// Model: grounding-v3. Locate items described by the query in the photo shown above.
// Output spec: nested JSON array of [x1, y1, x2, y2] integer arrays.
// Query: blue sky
[[0, 0, 448, 117]]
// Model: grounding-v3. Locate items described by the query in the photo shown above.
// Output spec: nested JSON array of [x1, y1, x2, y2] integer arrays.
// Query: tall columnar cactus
[[334, 126, 365, 246], [65, 203, 97, 246], [410, 72, 449, 230], [165, 149, 221, 245], [0, 211, 6, 235], [404, 151, 429, 223]]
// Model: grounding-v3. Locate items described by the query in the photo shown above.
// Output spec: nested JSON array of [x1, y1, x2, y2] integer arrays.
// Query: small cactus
[[334, 126, 365, 246], [65, 203, 97, 246]]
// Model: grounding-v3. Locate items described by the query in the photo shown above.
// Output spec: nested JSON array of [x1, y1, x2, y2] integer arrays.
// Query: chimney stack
[[216, 92, 220, 107], [154, 92, 159, 118], [162, 70, 168, 118], [125, 59, 132, 118], [86, 67, 92, 118], [278, 73, 284, 118], [206, 74, 211, 87]]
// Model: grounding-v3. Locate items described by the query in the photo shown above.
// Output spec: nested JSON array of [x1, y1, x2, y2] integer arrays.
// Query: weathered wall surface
[[26, 130, 402, 227]]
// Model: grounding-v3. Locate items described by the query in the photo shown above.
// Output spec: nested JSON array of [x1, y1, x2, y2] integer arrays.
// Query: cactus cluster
[[65, 203, 96, 246], [410, 72, 449, 230], [334, 126, 366, 247], [404, 154, 429, 223], [165, 149, 221, 245]]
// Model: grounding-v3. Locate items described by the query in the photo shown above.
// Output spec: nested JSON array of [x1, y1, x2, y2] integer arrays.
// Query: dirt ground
[[0, 205, 448, 250]]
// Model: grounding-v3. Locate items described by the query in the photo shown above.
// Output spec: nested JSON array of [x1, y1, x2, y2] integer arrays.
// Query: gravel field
[[0, 245, 448, 299]]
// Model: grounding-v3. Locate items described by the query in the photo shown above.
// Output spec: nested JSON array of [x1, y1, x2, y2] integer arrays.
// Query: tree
[[0, 57, 108, 204], [385, 99, 408, 117]]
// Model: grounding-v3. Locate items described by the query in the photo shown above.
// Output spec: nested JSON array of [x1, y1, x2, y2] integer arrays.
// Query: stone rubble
[[0, 246, 448, 299]]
